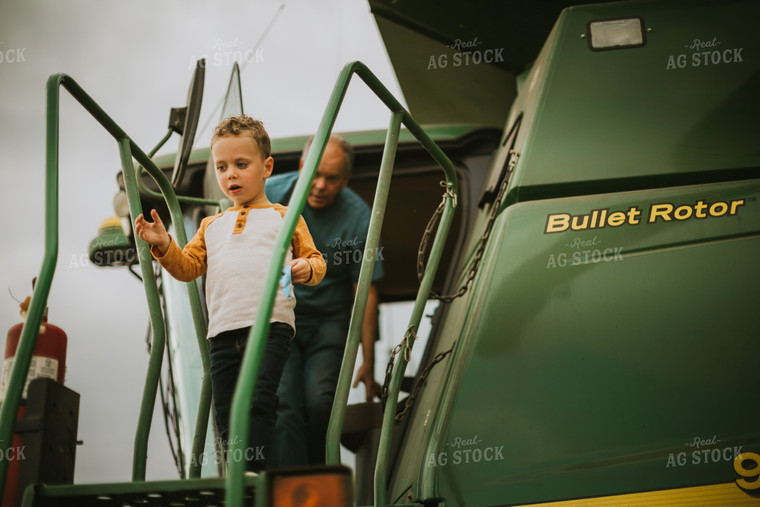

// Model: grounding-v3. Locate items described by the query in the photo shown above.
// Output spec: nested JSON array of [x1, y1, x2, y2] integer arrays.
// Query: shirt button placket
[[234, 206, 249, 234]]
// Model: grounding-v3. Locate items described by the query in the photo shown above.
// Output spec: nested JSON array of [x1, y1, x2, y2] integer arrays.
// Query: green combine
[[2, 0, 758, 505]]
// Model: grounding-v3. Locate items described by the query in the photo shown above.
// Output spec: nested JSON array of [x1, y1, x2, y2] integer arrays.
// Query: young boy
[[134, 115, 326, 472]]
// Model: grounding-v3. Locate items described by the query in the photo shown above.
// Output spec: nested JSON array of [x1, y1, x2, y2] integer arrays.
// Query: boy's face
[[212, 134, 273, 207]]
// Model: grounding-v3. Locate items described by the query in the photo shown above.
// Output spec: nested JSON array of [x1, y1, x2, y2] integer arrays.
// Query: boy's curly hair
[[211, 115, 271, 159]]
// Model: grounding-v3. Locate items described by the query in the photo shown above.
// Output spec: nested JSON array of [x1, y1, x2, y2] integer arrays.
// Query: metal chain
[[381, 158, 515, 419], [394, 346, 453, 422], [419, 156, 514, 303], [415, 181, 456, 277], [381, 327, 416, 410]]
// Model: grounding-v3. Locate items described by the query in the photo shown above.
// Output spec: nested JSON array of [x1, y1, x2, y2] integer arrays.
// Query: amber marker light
[[258, 465, 354, 507]]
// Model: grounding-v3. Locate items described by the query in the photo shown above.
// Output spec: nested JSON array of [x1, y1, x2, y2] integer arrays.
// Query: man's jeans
[[274, 314, 349, 466], [209, 322, 293, 472]]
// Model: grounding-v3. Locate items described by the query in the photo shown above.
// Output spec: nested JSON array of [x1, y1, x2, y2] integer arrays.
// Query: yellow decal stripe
[[516, 483, 759, 506]]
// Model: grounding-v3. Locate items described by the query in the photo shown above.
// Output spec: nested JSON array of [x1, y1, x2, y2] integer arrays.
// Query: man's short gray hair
[[301, 134, 354, 177]]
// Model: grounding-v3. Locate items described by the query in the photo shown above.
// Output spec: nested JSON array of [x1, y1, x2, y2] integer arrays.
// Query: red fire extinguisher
[[2, 296, 67, 394], [1, 294, 67, 507]]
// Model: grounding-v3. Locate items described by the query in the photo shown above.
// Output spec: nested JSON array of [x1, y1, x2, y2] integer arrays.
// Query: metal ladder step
[[23, 476, 258, 507]]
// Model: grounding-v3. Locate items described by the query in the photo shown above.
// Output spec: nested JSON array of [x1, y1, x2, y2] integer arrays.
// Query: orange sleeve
[[293, 214, 326, 286], [272, 204, 326, 286], [151, 218, 210, 282]]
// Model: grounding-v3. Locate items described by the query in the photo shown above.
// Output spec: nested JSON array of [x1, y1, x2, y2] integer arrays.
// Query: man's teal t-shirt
[[265, 172, 384, 318]]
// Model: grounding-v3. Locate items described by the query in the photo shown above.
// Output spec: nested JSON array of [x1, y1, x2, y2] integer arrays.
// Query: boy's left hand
[[290, 258, 312, 283]]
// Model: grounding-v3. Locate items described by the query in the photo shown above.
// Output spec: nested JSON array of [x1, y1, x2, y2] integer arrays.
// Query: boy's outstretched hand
[[290, 258, 313, 284], [135, 209, 171, 256]]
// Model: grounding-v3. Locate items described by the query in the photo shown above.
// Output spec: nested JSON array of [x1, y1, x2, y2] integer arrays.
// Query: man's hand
[[290, 258, 313, 284], [135, 209, 170, 256], [352, 283, 380, 401], [353, 362, 380, 401]]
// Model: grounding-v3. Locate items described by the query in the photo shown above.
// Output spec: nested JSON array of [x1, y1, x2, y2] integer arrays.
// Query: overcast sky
[[0, 0, 404, 483]]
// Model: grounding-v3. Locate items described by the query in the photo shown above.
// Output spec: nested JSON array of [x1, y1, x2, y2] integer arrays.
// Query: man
[[266, 134, 384, 466]]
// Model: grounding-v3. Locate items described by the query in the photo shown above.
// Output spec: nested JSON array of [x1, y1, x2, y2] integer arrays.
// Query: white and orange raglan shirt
[[151, 203, 326, 338]]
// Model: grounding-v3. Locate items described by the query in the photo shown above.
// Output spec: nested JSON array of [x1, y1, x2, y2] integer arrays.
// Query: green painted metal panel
[[509, 0, 760, 197], [435, 179, 760, 505], [388, 1, 760, 505]]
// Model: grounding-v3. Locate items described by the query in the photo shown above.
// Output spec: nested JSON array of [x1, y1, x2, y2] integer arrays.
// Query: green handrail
[[0, 63, 458, 506], [130, 128, 222, 479], [0, 73, 213, 500], [118, 140, 213, 481], [133, 130, 223, 210], [223, 60, 459, 507], [325, 108, 403, 467]]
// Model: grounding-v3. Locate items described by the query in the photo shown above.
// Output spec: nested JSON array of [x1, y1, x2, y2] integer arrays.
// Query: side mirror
[[170, 58, 205, 188]]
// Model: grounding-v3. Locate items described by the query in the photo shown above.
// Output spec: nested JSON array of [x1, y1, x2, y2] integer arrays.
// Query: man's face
[[303, 140, 349, 210]]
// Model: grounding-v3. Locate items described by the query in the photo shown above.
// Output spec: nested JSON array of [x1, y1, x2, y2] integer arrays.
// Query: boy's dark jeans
[[209, 322, 293, 472]]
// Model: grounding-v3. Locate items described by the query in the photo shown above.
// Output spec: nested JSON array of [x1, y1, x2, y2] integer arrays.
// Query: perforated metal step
[[22, 476, 257, 507]]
